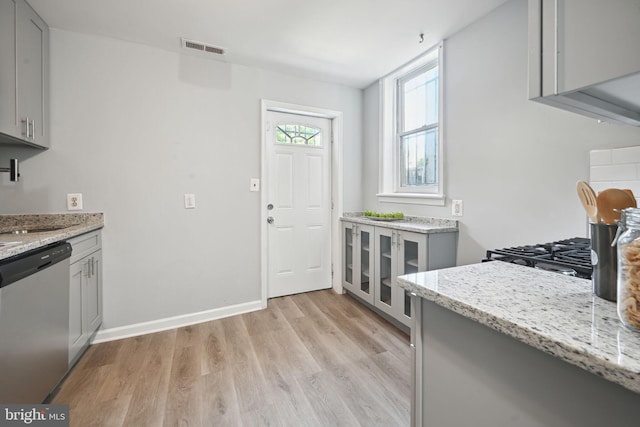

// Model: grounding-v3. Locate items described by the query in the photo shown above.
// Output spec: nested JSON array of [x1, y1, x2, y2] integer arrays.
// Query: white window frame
[[378, 41, 445, 206]]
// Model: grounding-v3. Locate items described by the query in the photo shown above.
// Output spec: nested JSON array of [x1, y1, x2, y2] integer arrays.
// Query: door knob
[[267, 217, 274, 224], [267, 204, 274, 210]]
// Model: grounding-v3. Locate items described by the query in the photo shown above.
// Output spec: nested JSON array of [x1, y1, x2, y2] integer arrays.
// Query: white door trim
[[260, 99, 344, 307]]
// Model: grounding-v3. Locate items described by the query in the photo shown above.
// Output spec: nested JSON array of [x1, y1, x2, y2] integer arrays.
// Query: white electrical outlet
[[184, 194, 196, 209], [452, 199, 463, 217], [250, 178, 260, 192], [67, 193, 83, 211]]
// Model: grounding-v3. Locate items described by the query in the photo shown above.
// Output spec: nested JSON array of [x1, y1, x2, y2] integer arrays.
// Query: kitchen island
[[398, 261, 640, 427]]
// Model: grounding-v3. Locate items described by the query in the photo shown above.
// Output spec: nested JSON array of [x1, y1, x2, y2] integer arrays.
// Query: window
[[379, 42, 444, 205], [275, 124, 322, 147]]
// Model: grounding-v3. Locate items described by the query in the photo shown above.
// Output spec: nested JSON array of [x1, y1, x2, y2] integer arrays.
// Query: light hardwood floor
[[53, 290, 411, 426]]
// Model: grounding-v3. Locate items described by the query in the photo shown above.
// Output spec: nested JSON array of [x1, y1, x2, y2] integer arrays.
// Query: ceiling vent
[[180, 38, 225, 56]]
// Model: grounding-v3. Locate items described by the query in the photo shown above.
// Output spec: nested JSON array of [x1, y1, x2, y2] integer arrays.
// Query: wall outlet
[[250, 178, 260, 192], [67, 193, 83, 211], [184, 194, 196, 209], [452, 199, 463, 217]]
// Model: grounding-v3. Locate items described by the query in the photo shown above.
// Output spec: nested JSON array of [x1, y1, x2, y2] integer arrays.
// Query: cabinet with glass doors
[[342, 219, 457, 328], [374, 228, 426, 327], [342, 221, 375, 304]]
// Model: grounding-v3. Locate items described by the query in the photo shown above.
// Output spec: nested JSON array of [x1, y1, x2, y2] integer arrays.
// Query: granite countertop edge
[[0, 213, 104, 260], [397, 263, 640, 395], [340, 214, 459, 234]]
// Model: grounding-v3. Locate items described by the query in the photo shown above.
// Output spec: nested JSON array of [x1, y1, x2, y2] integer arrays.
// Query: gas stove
[[483, 237, 592, 279]]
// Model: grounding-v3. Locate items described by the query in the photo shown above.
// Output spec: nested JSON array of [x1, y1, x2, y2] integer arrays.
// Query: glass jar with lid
[[616, 207, 640, 330]]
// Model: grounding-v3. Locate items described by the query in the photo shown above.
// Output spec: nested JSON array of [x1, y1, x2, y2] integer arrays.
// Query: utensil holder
[[590, 223, 618, 301]]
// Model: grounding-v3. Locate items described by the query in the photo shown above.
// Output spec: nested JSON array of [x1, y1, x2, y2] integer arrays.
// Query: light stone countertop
[[341, 214, 458, 234], [397, 261, 640, 394], [0, 213, 104, 260]]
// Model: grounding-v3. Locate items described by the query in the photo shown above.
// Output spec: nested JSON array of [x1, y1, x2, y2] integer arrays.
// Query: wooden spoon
[[596, 188, 636, 224], [623, 189, 637, 207], [576, 181, 600, 223]]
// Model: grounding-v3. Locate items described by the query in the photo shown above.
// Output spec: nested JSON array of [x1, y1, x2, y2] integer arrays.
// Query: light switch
[[250, 178, 260, 192], [452, 199, 463, 217], [184, 194, 196, 209]]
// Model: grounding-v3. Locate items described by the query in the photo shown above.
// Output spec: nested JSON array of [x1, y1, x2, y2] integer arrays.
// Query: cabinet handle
[[30, 119, 35, 140], [22, 117, 29, 138], [85, 257, 93, 278]]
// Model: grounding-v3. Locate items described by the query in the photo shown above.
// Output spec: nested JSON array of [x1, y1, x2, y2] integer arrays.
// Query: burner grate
[[484, 237, 592, 279]]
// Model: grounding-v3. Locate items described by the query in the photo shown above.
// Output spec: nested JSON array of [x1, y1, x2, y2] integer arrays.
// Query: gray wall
[[363, 0, 640, 265], [0, 29, 363, 329]]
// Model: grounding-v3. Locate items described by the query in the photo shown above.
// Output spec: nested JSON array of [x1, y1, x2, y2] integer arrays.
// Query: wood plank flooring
[[53, 290, 411, 426]]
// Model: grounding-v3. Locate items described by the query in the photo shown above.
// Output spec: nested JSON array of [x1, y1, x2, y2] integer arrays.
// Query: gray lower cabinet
[[0, 0, 49, 148], [342, 220, 456, 327], [412, 298, 640, 427], [342, 222, 375, 305], [68, 230, 103, 367], [374, 227, 428, 327]]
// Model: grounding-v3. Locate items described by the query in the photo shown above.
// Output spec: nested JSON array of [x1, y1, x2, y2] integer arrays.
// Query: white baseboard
[[92, 300, 265, 344]]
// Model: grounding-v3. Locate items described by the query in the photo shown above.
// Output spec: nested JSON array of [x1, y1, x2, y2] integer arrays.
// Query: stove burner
[[483, 237, 592, 279]]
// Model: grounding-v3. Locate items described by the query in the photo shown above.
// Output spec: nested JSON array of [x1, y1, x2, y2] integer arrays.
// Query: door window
[[275, 124, 322, 147]]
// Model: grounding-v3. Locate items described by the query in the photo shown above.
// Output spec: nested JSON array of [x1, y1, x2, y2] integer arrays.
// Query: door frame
[[260, 99, 344, 306]]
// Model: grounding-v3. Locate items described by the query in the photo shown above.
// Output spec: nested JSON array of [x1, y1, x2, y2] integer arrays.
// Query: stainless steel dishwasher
[[0, 241, 72, 403]]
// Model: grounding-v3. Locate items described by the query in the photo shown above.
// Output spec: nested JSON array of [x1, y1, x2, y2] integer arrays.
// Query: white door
[[266, 110, 332, 298]]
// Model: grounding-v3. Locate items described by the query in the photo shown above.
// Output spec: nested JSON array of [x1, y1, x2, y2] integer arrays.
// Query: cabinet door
[[0, 0, 19, 140], [355, 224, 375, 304], [374, 227, 395, 317], [396, 231, 427, 326], [69, 260, 85, 365], [16, 0, 49, 147], [556, 0, 640, 94], [86, 250, 103, 333], [342, 222, 358, 292], [342, 222, 375, 304]]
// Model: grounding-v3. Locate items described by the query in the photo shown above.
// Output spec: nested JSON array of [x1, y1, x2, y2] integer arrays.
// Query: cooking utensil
[[576, 181, 600, 223], [596, 188, 636, 224], [623, 189, 637, 207]]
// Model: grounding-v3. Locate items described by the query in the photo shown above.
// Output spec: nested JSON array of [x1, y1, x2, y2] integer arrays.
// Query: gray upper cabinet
[[529, 0, 640, 126], [0, 0, 49, 148], [0, 0, 19, 140]]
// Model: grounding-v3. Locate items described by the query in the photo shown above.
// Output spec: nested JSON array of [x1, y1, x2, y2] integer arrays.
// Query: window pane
[[402, 66, 438, 132], [275, 124, 322, 146], [400, 129, 438, 187]]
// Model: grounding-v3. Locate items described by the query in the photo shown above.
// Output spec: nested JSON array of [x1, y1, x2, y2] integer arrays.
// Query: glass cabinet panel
[[344, 226, 353, 286], [378, 233, 393, 308], [402, 240, 419, 318], [360, 228, 371, 294]]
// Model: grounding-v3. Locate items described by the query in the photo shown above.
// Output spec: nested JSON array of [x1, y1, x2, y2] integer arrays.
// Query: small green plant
[[364, 211, 404, 219]]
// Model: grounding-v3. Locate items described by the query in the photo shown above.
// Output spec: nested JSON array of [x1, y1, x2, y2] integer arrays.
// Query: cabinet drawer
[[68, 230, 101, 263]]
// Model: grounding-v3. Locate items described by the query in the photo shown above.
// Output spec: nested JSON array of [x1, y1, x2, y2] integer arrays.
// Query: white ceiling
[[27, 0, 509, 89]]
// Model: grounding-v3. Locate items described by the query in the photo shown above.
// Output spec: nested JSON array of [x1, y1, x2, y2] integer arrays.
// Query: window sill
[[376, 193, 446, 206]]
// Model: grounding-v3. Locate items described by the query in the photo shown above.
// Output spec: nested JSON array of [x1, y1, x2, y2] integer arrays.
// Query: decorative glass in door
[[275, 124, 322, 146]]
